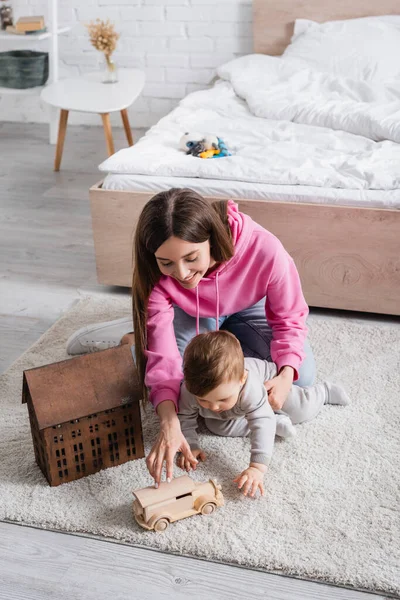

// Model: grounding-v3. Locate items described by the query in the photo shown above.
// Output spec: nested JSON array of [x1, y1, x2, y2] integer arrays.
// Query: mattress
[[102, 173, 400, 210]]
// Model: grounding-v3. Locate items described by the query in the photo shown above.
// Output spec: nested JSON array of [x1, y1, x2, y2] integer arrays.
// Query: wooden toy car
[[132, 474, 224, 531]]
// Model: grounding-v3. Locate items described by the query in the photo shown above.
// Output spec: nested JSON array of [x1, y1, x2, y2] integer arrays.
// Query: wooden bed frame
[[89, 0, 400, 316]]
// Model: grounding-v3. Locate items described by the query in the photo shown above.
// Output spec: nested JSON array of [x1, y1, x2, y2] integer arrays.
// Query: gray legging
[[171, 297, 316, 387]]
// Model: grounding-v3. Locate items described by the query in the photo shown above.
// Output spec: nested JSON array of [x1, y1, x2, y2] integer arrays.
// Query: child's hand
[[233, 466, 265, 497], [176, 448, 206, 472]]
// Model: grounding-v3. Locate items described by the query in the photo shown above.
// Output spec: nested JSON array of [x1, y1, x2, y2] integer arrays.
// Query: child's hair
[[183, 331, 245, 397], [132, 188, 235, 400]]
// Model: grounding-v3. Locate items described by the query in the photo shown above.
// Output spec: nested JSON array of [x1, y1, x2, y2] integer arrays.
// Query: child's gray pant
[[205, 377, 328, 438]]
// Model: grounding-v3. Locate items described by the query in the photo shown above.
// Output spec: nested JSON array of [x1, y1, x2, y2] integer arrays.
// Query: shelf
[[0, 0, 69, 143], [0, 85, 44, 95], [0, 26, 70, 42]]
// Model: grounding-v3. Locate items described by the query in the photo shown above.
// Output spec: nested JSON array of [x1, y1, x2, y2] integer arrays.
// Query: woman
[[67, 188, 315, 484]]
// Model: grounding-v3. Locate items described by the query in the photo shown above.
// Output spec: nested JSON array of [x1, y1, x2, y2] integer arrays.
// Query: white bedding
[[220, 54, 400, 145], [99, 54, 400, 198], [284, 16, 400, 81], [102, 173, 400, 210]]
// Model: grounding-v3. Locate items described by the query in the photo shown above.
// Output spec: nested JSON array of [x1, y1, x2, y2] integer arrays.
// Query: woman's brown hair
[[132, 188, 235, 399]]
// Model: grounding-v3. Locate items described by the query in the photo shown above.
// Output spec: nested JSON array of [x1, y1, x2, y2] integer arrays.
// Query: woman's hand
[[265, 366, 294, 411], [233, 464, 266, 497], [176, 448, 206, 472], [146, 401, 198, 486]]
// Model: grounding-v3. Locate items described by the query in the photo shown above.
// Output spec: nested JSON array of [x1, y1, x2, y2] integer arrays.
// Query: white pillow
[[283, 16, 400, 81]]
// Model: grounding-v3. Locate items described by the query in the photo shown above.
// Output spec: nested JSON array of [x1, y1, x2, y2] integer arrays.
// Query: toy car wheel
[[154, 518, 169, 532], [201, 502, 216, 515]]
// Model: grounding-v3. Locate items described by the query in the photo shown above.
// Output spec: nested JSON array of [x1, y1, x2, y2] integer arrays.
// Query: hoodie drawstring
[[196, 285, 200, 335], [215, 272, 220, 331], [195, 271, 220, 335]]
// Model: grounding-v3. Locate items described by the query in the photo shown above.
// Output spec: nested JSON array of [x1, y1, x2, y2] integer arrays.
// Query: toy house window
[[73, 440, 86, 474], [108, 432, 119, 461], [124, 426, 136, 457]]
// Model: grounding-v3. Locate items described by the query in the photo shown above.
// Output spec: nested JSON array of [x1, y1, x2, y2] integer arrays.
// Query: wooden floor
[[0, 121, 139, 373], [1, 521, 392, 600], [0, 122, 393, 600]]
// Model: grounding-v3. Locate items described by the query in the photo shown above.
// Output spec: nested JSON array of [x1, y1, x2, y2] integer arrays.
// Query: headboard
[[253, 0, 400, 55]]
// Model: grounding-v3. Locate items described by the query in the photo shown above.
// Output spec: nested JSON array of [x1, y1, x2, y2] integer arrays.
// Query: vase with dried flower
[[86, 18, 120, 84]]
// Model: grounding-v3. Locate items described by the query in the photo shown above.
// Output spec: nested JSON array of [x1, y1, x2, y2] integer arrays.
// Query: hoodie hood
[[227, 199, 245, 247], [200, 200, 251, 282]]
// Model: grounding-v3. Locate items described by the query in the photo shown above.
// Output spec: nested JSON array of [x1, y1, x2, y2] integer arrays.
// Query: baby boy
[[177, 330, 349, 497]]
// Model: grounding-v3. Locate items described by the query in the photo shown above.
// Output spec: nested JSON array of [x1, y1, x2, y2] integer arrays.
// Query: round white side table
[[41, 68, 145, 171]]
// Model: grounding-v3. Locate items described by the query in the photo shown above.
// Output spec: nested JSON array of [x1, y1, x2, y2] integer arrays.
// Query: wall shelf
[[0, 1, 71, 143], [0, 26, 70, 42]]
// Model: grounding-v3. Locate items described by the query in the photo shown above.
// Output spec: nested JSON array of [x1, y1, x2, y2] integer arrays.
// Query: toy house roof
[[133, 475, 196, 507], [22, 345, 141, 429]]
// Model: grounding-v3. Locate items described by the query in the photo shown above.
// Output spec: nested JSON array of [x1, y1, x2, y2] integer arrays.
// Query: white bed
[[102, 173, 400, 211], [89, 1, 400, 315]]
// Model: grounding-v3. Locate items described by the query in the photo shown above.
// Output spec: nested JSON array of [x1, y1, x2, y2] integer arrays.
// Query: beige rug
[[0, 296, 399, 596]]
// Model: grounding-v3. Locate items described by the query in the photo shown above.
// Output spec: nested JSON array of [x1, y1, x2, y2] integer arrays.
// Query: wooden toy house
[[22, 344, 144, 486]]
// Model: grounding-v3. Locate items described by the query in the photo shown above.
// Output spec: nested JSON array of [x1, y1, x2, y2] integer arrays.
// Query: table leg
[[54, 109, 69, 171], [121, 109, 134, 146], [101, 113, 115, 156]]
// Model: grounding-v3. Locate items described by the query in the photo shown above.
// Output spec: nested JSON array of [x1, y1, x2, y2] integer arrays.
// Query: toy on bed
[[179, 132, 231, 159]]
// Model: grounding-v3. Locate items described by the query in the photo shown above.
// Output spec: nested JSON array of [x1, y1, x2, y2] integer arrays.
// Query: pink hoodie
[[145, 201, 309, 411]]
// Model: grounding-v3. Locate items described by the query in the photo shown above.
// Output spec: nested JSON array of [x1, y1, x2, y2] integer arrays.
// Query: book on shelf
[[15, 16, 45, 32], [6, 25, 47, 36]]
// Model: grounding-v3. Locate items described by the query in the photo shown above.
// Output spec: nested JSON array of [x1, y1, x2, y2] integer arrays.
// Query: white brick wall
[[0, 0, 253, 128]]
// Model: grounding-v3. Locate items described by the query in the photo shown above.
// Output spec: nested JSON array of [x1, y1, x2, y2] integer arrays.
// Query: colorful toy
[[214, 137, 230, 157], [132, 475, 224, 531], [179, 132, 231, 159], [199, 148, 218, 159]]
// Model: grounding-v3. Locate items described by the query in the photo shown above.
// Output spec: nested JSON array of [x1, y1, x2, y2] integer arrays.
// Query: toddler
[[177, 331, 349, 498]]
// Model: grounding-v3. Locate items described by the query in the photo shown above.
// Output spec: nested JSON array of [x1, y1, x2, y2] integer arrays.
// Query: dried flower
[[85, 19, 120, 58]]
